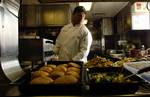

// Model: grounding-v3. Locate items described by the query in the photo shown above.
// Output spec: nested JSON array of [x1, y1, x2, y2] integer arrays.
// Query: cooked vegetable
[[89, 72, 131, 83], [86, 56, 135, 68], [85, 56, 113, 68]]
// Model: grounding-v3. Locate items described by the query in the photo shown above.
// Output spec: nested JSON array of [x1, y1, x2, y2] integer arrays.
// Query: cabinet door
[[40, 6, 54, 26], [54, 5, 70, 25], [39, 5, 70, 26], [102, 18, 113, 35], [21, 5, 38, 27], [117, 16, 122, 33], [124, 14, 131, 33], [116, 3, 131, 34]]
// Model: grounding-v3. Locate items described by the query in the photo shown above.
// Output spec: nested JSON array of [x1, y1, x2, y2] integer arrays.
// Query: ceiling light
[[79, 2, 92, 11]]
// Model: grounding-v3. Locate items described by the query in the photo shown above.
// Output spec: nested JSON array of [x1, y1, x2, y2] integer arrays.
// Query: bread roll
[[40, 66, 53, 74], [66, 71, 80, 79], [46, 64, 56, 69], [59, 64, 68, 67], [50, 71, 65, 79], [53, 65, 67, 72], [31, 70, 49, 79], [67, 67, 80, 74], [30, 76, 53, 84], [68, 62, 81, 68], [54, 75, 78, 84]]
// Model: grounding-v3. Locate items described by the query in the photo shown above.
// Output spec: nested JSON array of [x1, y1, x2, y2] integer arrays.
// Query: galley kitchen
[[0, 0, 150, 96]]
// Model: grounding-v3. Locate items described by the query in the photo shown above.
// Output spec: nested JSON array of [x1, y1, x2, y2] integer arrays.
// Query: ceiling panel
[[86, 2, 128, 19]]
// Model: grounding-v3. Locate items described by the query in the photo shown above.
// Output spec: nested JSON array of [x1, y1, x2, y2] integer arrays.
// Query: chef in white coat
[[52, 6, 93, 63]]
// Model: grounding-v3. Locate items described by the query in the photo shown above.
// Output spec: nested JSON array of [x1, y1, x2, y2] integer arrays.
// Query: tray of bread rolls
[[18, 61, 85, 96]]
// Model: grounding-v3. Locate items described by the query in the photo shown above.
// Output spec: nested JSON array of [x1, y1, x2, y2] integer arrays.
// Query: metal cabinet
[[115, 3, 131, 34], [18, 4, 71, 63], [1, 6, 18, 57], [19, 4, 70, 27], [0, 6, 4, 57], [39, 4, 70, 26], [19, 5, 38, 27], [102, 18, 113, 35]]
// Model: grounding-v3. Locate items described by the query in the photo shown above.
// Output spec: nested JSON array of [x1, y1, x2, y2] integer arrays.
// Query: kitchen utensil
[[124, 66, 150, 80]]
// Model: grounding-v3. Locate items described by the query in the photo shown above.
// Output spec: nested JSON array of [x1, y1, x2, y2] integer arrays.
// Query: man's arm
[[52, 27, 65, 54], [72, 30, 93, 62]]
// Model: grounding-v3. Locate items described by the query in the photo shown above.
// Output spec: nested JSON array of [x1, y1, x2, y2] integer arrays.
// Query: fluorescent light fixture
[[79, 2, 92, 11]]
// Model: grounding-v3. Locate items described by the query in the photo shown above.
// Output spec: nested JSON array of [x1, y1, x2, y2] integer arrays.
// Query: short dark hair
[[73, 6, 86, 14]]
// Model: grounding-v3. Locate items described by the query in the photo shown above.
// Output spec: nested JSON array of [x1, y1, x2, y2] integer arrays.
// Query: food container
[[86, 67, 144, 95], [17, 61, 85, 96]]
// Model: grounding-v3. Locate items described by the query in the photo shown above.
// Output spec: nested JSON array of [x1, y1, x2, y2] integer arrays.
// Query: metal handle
[[137, 66, 150, 74], [147, 2, 150, 11], [124, 66, 150, 80]]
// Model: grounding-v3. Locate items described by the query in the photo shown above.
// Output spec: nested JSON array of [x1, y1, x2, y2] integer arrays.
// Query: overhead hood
[[3, 0, 20, 17], [0, 0, 25, 83]]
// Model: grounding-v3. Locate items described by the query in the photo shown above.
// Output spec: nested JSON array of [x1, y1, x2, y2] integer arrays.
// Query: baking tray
[[17, 61, 85, 96], [86, 67, 145, 95]]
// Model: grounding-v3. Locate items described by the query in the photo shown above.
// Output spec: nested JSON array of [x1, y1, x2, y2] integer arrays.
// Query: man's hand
[[49, 55, 59, 61]]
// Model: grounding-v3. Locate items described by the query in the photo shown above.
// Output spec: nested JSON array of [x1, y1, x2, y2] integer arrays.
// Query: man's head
[[72, 6, 86, 26]]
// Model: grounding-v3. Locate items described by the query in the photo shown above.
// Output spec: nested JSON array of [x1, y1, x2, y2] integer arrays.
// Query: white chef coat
[[53, 23, 93, 63]]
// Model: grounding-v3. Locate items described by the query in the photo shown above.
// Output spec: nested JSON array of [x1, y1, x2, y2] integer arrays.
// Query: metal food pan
[[87, 67, 124, 73], [86, 67, 145, 95]]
